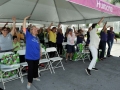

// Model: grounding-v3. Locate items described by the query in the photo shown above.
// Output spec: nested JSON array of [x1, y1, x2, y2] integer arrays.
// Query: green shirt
[[13, 42, 20, 51]]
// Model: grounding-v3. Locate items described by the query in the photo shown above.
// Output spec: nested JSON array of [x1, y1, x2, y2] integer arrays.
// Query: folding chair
[[17, 50, 27, 77], [4, 52, 13, 55], [38, 48, 53, 76], [77, 43, 90, 63], [46, 47, 65, 73], [0, 52, 23, 89], [20, 42, 25, 50]]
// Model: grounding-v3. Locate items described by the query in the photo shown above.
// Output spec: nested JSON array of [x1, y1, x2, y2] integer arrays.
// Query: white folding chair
[[77, 44, 90, 63], [20, 42, 26, 50], [17, 50, 27, 77], [46, 47, 65, 73], [38, 48, 53, 76], [4, 52, 13, 55], [0, 52, 23, 89]]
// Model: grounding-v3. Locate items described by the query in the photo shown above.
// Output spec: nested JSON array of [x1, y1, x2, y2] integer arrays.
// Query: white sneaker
[[33, 78, 40, 81], [27, 84, 31, 89], [70, 58, 72, 61]]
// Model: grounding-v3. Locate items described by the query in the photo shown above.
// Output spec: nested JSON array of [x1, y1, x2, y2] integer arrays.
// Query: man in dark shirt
[[107, 27, 117, 57], [57, 29, 64, 55]]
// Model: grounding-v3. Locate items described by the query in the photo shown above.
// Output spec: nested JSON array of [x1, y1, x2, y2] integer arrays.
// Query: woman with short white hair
[[22, 16, 42, 89]]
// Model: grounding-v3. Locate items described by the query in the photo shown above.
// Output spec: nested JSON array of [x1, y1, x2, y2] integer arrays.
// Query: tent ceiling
[[0, 0, 119, 24]]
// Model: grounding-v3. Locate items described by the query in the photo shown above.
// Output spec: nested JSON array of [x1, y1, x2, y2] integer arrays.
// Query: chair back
[[46, 47, 59, 58], [17, 50, 25, 55], [46, 47, 57, 52], [4, 52, 13, 55], [62, 42, 67, 46]]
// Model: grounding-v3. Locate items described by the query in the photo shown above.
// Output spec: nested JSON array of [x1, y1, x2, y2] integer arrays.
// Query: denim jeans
[[107, 40, 113, 56]]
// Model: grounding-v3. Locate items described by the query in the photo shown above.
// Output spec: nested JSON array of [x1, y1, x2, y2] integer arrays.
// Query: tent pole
[[28, 0, 39, 23], [53, 0, 60, 23], [0, 0, 11, 6]]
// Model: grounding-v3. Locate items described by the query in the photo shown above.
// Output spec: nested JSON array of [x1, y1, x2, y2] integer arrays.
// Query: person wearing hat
[[47, 23, 60, 57], [66, 28, 76, 62]]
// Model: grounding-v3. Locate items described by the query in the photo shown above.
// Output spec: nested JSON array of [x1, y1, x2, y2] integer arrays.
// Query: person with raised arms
[[99, 22, 108, 60], [22, 16, 42, 89], [0, 17, 16, 52], [85, 17, 104, 75]]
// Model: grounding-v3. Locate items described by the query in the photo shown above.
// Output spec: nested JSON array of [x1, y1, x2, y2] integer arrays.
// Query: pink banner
[[68, 0, 120, 16]]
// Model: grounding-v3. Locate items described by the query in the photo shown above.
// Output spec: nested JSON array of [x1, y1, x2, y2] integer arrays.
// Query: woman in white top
[[85, 17, 104, 75], [66, 29, 76, 62]]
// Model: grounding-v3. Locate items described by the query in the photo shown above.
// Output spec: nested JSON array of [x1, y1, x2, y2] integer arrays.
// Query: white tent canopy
[[0, 0, 120, 24]]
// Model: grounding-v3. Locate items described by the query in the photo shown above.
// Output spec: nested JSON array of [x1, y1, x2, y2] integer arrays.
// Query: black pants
[[40, 40, 45, 45], [26, 59, 39, 83], [57, 44, 63, 55], [19, 55, 25, 63], [49, 41, 56, 57], [0, 88, 3, 90], [99, 41, 106, 58]]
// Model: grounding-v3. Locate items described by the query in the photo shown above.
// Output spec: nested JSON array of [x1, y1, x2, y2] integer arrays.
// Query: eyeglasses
[[3, 30, 8, 31]]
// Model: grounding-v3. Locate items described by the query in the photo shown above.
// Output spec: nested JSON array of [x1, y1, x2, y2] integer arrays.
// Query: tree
[[111, 0, 120, 5]]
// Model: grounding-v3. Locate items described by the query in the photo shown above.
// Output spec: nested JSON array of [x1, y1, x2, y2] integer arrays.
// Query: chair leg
[[60, 60, 65, 70], [38, 68, 40, 77], [82, 54, 85, 63], [50, 61, 55, 74], [1, 73, 5, 89], [48, 62, 52, 74], [18, 68, 23, 83]]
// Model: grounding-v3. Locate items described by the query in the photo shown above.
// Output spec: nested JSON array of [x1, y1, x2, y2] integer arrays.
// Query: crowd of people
[[0, 16, 117, 89]]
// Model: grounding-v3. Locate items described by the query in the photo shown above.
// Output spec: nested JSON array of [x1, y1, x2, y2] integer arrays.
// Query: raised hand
[[50, 22, 53, 26], [58, 23, 61, 28], [24, 15, 30, 20], [12, 17, 16, 22], [73, 27, 75, 30]]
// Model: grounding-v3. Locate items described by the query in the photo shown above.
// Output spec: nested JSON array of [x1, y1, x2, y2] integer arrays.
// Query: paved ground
[[0, 41, 120, 90]]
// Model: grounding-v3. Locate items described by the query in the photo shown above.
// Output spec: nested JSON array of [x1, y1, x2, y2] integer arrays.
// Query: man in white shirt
[[85, 17, 104, 75]]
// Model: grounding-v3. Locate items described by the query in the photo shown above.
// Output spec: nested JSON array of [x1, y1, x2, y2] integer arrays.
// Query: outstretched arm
[[10, 17, 16, 36], [114, 36, 117, 42], [23, 16, 30, 34], [58, 23, 61, 29], [103, 21, 107, 32], [47, 23, 53, 33], [73, 27, 77, 34], [88, 27, 92, 32], [3, 22, 8, 27], [98, 17, 104, 25]]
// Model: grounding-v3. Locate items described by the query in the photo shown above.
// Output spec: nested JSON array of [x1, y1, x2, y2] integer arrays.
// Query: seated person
[[13, 36, 20, 53]]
